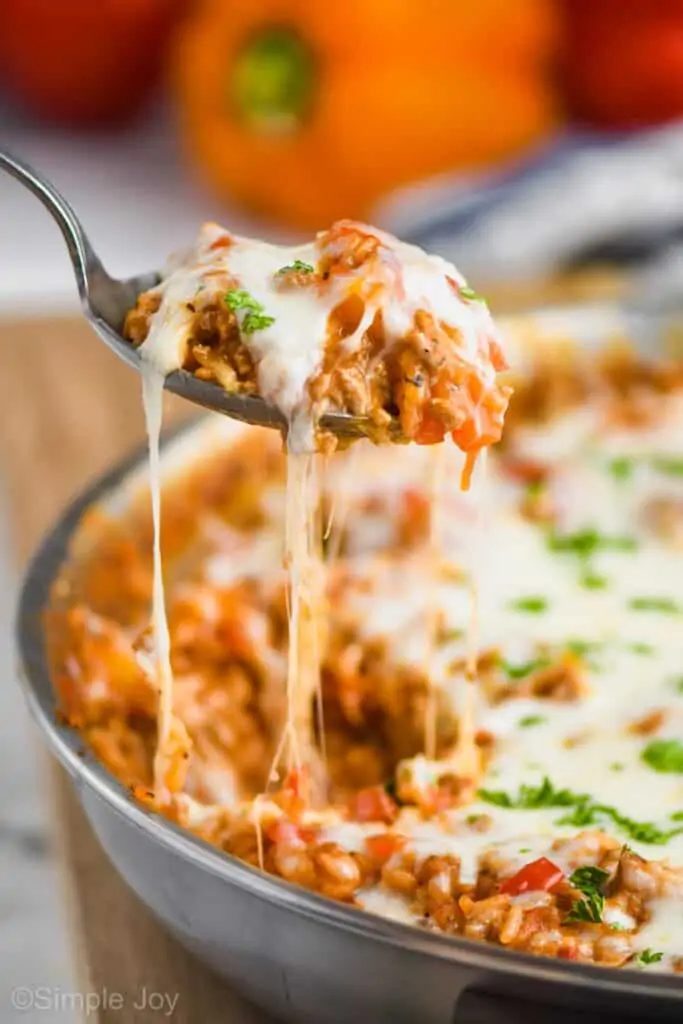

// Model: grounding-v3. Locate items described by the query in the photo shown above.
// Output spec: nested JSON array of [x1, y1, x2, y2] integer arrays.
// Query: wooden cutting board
[[0, 317, 271, 1023]]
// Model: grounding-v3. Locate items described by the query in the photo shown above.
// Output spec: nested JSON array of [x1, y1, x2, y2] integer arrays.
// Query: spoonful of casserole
[[0, 150, 511, 463]]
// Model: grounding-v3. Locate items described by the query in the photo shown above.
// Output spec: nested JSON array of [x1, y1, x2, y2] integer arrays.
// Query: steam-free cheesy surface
[[124, 220, 511, 798], [49, 346, 683, 973]]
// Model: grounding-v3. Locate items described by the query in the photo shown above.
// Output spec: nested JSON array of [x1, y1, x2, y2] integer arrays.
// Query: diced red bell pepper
[[266, 819, 315, 847], [350, 785, 398, 824], [499, 857, 564, 896], [364, 833, 406, 865], [414, 412, 447, 446], [282, 766, 309, 800]]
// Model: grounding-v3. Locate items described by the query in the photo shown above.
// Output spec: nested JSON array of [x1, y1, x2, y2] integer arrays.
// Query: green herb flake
[[478, 776, 586, 811], [652, 456, 683, 478], [508, 596, 549, 614], [276, 259, 314, 275], [670, 811, 683, 822], [610, 922, 628, 932], [481, 778, 683, 843], [610, 762, 625, 772], [565, 866, 609, 924], [629, 596, 681, 614], [460, 285, 484, 302], [547, 528, 637, 558], [629, 642, 654, 656], [500, 657, 549, 680], [224, 288, 275, 334], [636, 949, 664, 967], [518, 847, 531, 854], [608, 456, 635, 482], [556, 797, 683, 845], [673, 676, 683, 693], [642, 739, 683, 774], [566, 638, 603, 658], [580, 572, 608, 591], [519, 715, 546, 728]]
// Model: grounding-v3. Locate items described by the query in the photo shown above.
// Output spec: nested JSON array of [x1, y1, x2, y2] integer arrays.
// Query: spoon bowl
[[0, 150, 375, 439]]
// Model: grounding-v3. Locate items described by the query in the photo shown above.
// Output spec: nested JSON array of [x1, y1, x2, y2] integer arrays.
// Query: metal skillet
[[16, 298, 683, 1024], [8, 148, 683, 1022]]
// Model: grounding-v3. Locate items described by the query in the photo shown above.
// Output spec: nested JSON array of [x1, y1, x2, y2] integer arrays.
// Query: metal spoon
[[0, 149, 370, 438]]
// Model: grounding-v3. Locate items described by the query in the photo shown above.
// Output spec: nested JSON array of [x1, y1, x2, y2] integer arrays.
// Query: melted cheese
[[138, 220, 502, 453], [137, 220, 503, 803]]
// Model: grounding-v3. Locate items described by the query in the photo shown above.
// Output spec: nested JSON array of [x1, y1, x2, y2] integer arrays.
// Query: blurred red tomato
[[0, 0, 185, 128], [561, 0, 683, 130]]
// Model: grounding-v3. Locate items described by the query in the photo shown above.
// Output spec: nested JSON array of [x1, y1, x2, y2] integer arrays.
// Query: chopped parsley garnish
[[482, 777, 683, 845], [518, 847, 531, 854], [519, 715, 546, 728], [566, 638, 603, 658], [608, 456, 635, 482], [642, 739, 683, 774], [508, 596, 549, 614], [629, 596, 681, 614], [565, 866, 609, 924], [276, 259, 314, 275], [629, 642, 654, 656], [224, 288, 275, 333], [636, 949, 664, 967], [557, 799, 683, 845], [460, 285, 484, 302], [670, 811, 683, 822], [547, 528, 637, 558], [673, 676, 683, 693], [580, 571, 608, 591], [652, 456, 683, 477], [610, 762, 625, 772], [500, 657, 549, 680], [478, 776, 585, 810]]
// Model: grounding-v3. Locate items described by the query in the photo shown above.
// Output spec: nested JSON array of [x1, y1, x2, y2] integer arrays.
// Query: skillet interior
[[16, 302, 683, 1020]]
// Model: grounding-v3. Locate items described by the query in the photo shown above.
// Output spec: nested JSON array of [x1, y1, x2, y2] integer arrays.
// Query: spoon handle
[[0, 149, 105, 304]]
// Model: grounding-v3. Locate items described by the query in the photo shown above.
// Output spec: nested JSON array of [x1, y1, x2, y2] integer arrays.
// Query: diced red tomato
[[414, 413, 447, 446], [282, 767, 309, 800], [365, 833, 406, 865], [503, 457, 548, 485], [350, 786, 398, 824], [558, 945, 579, 960], [499, 857, 564, 896], [266, 819, 315, 847], [421, 785, 459, 816]]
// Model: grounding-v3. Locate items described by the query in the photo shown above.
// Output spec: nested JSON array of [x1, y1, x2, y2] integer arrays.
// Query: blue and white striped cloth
[[376, 123, 683, 286]]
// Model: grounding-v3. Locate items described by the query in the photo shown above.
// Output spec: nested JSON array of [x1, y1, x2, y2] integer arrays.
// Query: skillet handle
[[454, 987, 654, 1024]]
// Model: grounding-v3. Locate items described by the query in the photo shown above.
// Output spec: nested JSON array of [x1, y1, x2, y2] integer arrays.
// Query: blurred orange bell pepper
[[561, 0, 683, 130], [173, 0, 560, 229], [0, 0, 184, 128]]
